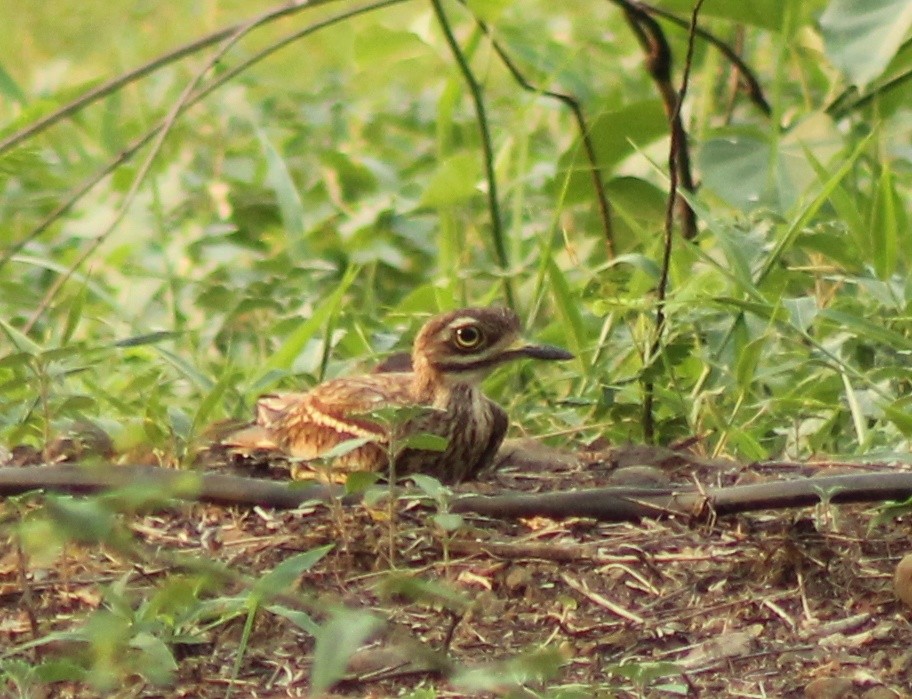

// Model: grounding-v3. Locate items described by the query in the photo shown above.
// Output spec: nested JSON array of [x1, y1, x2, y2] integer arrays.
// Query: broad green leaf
[[465, 0, 512, 22], [699, 114, 844, 213], [257, 128, 307, 258], [420, 151, 482, 207], [320, 436, 375, 460], [432, 513, 464, 532], [310, 609, 382, 695], [870, 163, 901, 279], [557, 100, 666, 204], [344, 470, 381, 494], [821, 0, 912, 87], [409, 473, 448, 498], [782, 297, 818, 334], [353, 24, 427, 69]]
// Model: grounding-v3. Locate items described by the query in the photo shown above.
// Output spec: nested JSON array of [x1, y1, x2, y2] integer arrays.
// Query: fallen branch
[[1, 464, 910, 523]]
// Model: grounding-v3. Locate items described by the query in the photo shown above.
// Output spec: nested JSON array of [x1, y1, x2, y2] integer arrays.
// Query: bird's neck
[[411, 353, 480, 407]]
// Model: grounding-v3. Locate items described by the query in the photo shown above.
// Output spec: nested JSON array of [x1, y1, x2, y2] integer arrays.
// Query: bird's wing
[[235, 374, 422, 462]]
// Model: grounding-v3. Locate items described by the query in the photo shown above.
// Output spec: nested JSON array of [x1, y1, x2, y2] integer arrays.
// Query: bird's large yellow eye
[[453, 324, 484, 350]]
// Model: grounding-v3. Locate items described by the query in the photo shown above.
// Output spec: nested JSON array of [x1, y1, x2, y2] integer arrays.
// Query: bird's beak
[[506, 338, 574, 361]]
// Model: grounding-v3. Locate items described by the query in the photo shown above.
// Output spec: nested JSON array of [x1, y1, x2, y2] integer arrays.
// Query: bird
[[224, 307, 573, 484]]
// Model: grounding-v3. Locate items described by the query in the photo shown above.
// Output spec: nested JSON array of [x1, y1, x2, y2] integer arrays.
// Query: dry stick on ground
[[2, 464, 912, 523]]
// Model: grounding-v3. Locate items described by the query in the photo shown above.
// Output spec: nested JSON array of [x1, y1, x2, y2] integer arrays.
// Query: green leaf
[[870, 163, 901, 279], [344, 470, 382, 494], [409, 473, 448, 498], [253, 546, 334, 597], [546, 256, 586, 362], [557, 100, 666, 203], [403, 432, 449, 452], [652, 0, 785, 30], [0, 61, 25, 101], [883, 400, 912, 437], [266, 604, 320, 636], [821, 0, 912, 87], [420, 151, 482, 207], [782, 297, 818, 334], [114, 331, 181, 348], [353, 24, 427, 69], [699, 114, 844, 214], [61, 280, 88, 345], [128, 632, 178, 685], [260, 266, 359, 380], [734, 336, 765, 390], [320, 436, 375, 460], [310, 609, 382, 695], [0, 317, 42, 355], [257, 128, 307, 257], [432, 513, 464, 532]]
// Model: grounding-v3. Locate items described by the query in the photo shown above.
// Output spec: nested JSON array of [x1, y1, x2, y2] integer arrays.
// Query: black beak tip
[[525, 344, 575, 361]]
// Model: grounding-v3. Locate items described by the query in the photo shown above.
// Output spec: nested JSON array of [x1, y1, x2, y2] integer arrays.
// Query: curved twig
[[0, 1, 349, 157], [641, 0, 704, 442], [634, 0, 771, 116], [463, 9, 615, 258], [827, 65, 912, 118], [617, 0, 697, 241]]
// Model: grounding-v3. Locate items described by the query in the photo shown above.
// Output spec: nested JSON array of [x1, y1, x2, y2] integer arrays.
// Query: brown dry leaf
[[679, 625, 763, 668]]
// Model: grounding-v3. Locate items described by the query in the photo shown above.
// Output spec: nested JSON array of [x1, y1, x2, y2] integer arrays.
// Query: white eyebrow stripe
[[446, 316, 478, 329]]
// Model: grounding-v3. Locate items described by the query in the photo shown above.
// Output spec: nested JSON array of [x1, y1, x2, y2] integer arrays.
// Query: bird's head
[[411, 307, 573, 387]]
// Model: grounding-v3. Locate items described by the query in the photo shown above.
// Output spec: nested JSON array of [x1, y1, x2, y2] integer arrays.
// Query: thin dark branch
[[3, 464, 912, 524], [826, 65, 912, 118], [0, 0, 409, 275], [641, 0, 704, 443], [0, 0, 347, 157], [451, 471, 912, 521], [634, 0, 771, 116], [617, 0, 698, 241], [429, 0, 515, 308], [464, 9, 615, 258]]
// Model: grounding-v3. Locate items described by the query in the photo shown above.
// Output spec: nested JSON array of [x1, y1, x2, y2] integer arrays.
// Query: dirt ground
[[2, 445, 911, 698]]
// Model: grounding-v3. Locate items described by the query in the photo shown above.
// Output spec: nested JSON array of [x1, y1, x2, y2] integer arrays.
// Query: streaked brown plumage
[[225, 307, 573, 483]]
